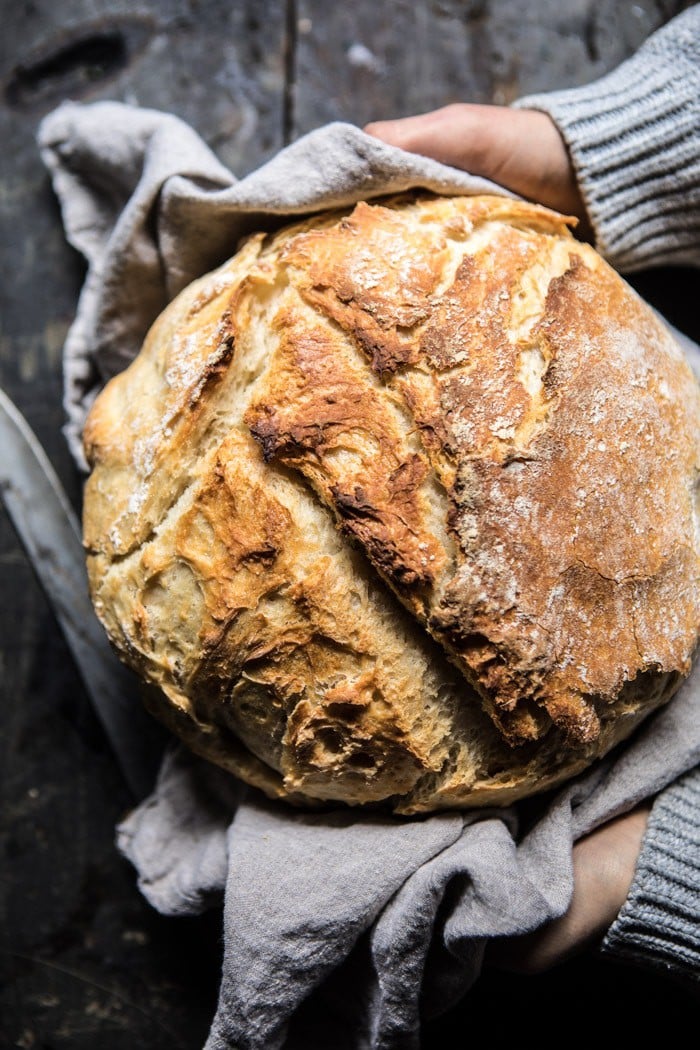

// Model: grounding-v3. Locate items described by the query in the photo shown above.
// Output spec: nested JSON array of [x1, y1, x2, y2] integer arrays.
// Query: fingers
[[364, 104, 590, 233], [486, 803, 652, 975], [364, 104, 491, 172]]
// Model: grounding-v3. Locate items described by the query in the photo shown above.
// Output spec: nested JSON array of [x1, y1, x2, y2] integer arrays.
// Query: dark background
[[1, 2, 698, 1046]]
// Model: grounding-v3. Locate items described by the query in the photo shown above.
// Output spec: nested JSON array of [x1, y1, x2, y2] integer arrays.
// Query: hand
[[486, 802, 652, 974], [364, 103, 592, 239]]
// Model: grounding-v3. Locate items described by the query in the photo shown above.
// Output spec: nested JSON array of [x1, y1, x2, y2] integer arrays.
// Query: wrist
[[500, 108, 590, 233]]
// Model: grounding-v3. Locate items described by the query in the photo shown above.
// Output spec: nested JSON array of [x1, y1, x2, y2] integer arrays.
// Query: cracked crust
[[82, 193, 700, 812]]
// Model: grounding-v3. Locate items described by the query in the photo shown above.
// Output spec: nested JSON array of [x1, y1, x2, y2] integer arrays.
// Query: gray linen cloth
[[38, 100, 700, 1050]]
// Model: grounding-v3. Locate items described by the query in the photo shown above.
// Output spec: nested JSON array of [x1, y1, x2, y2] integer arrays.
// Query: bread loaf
[[82, 192, 700, 813]]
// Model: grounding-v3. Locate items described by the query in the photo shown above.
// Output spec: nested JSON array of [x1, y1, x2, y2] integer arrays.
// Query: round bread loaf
[[82, 192, 700, 813]]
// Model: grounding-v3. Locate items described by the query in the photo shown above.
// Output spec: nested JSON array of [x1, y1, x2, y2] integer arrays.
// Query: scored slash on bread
[[82, 193, 700, 813]]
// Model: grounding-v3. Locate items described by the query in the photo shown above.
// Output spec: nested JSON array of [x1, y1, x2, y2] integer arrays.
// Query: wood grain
[[290, 0, 696, 131]]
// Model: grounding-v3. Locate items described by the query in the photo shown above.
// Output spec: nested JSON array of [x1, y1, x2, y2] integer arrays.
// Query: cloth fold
[[38, 100, 514, 470], [39, 100, 700, 1050]]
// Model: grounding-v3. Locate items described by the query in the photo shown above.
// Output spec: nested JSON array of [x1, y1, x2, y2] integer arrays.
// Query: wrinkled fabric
[[40, 100, 700, 1050], [38, 100, 513, 470]]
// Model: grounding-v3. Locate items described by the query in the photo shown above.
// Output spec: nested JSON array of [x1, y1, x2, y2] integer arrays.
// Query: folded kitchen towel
[[38, 100, 700, 1050]]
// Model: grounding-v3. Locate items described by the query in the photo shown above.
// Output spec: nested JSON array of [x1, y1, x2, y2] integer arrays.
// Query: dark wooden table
[[1, 2, 698, 1046]]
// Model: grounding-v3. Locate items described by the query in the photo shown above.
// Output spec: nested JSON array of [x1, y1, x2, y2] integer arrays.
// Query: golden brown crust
[[82, 192, 700, 812]]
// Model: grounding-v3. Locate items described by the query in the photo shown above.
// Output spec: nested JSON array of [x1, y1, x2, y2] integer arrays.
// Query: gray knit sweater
[[516, 4, 700, 988], [516, 5, 700, 274]]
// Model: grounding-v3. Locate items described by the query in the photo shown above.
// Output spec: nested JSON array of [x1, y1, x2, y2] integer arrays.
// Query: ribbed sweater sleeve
[[601, 767, 700, 989], [513, 5, 700, 273]]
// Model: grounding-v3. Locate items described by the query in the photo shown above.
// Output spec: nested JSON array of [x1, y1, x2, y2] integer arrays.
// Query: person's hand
[[364, 103, 592, 239], [486, 802, 652, 974]]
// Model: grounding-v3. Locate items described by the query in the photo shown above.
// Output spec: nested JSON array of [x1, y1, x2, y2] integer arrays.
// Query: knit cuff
[[513, 8, 700, 273], [600, 766, 700, 988]]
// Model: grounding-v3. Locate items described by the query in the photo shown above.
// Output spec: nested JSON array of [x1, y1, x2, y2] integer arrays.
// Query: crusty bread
[[82, 192, 700, 813]]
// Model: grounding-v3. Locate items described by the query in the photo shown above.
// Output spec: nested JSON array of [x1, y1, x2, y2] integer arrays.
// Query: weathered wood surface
[[1, 1, 697, 1045]]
